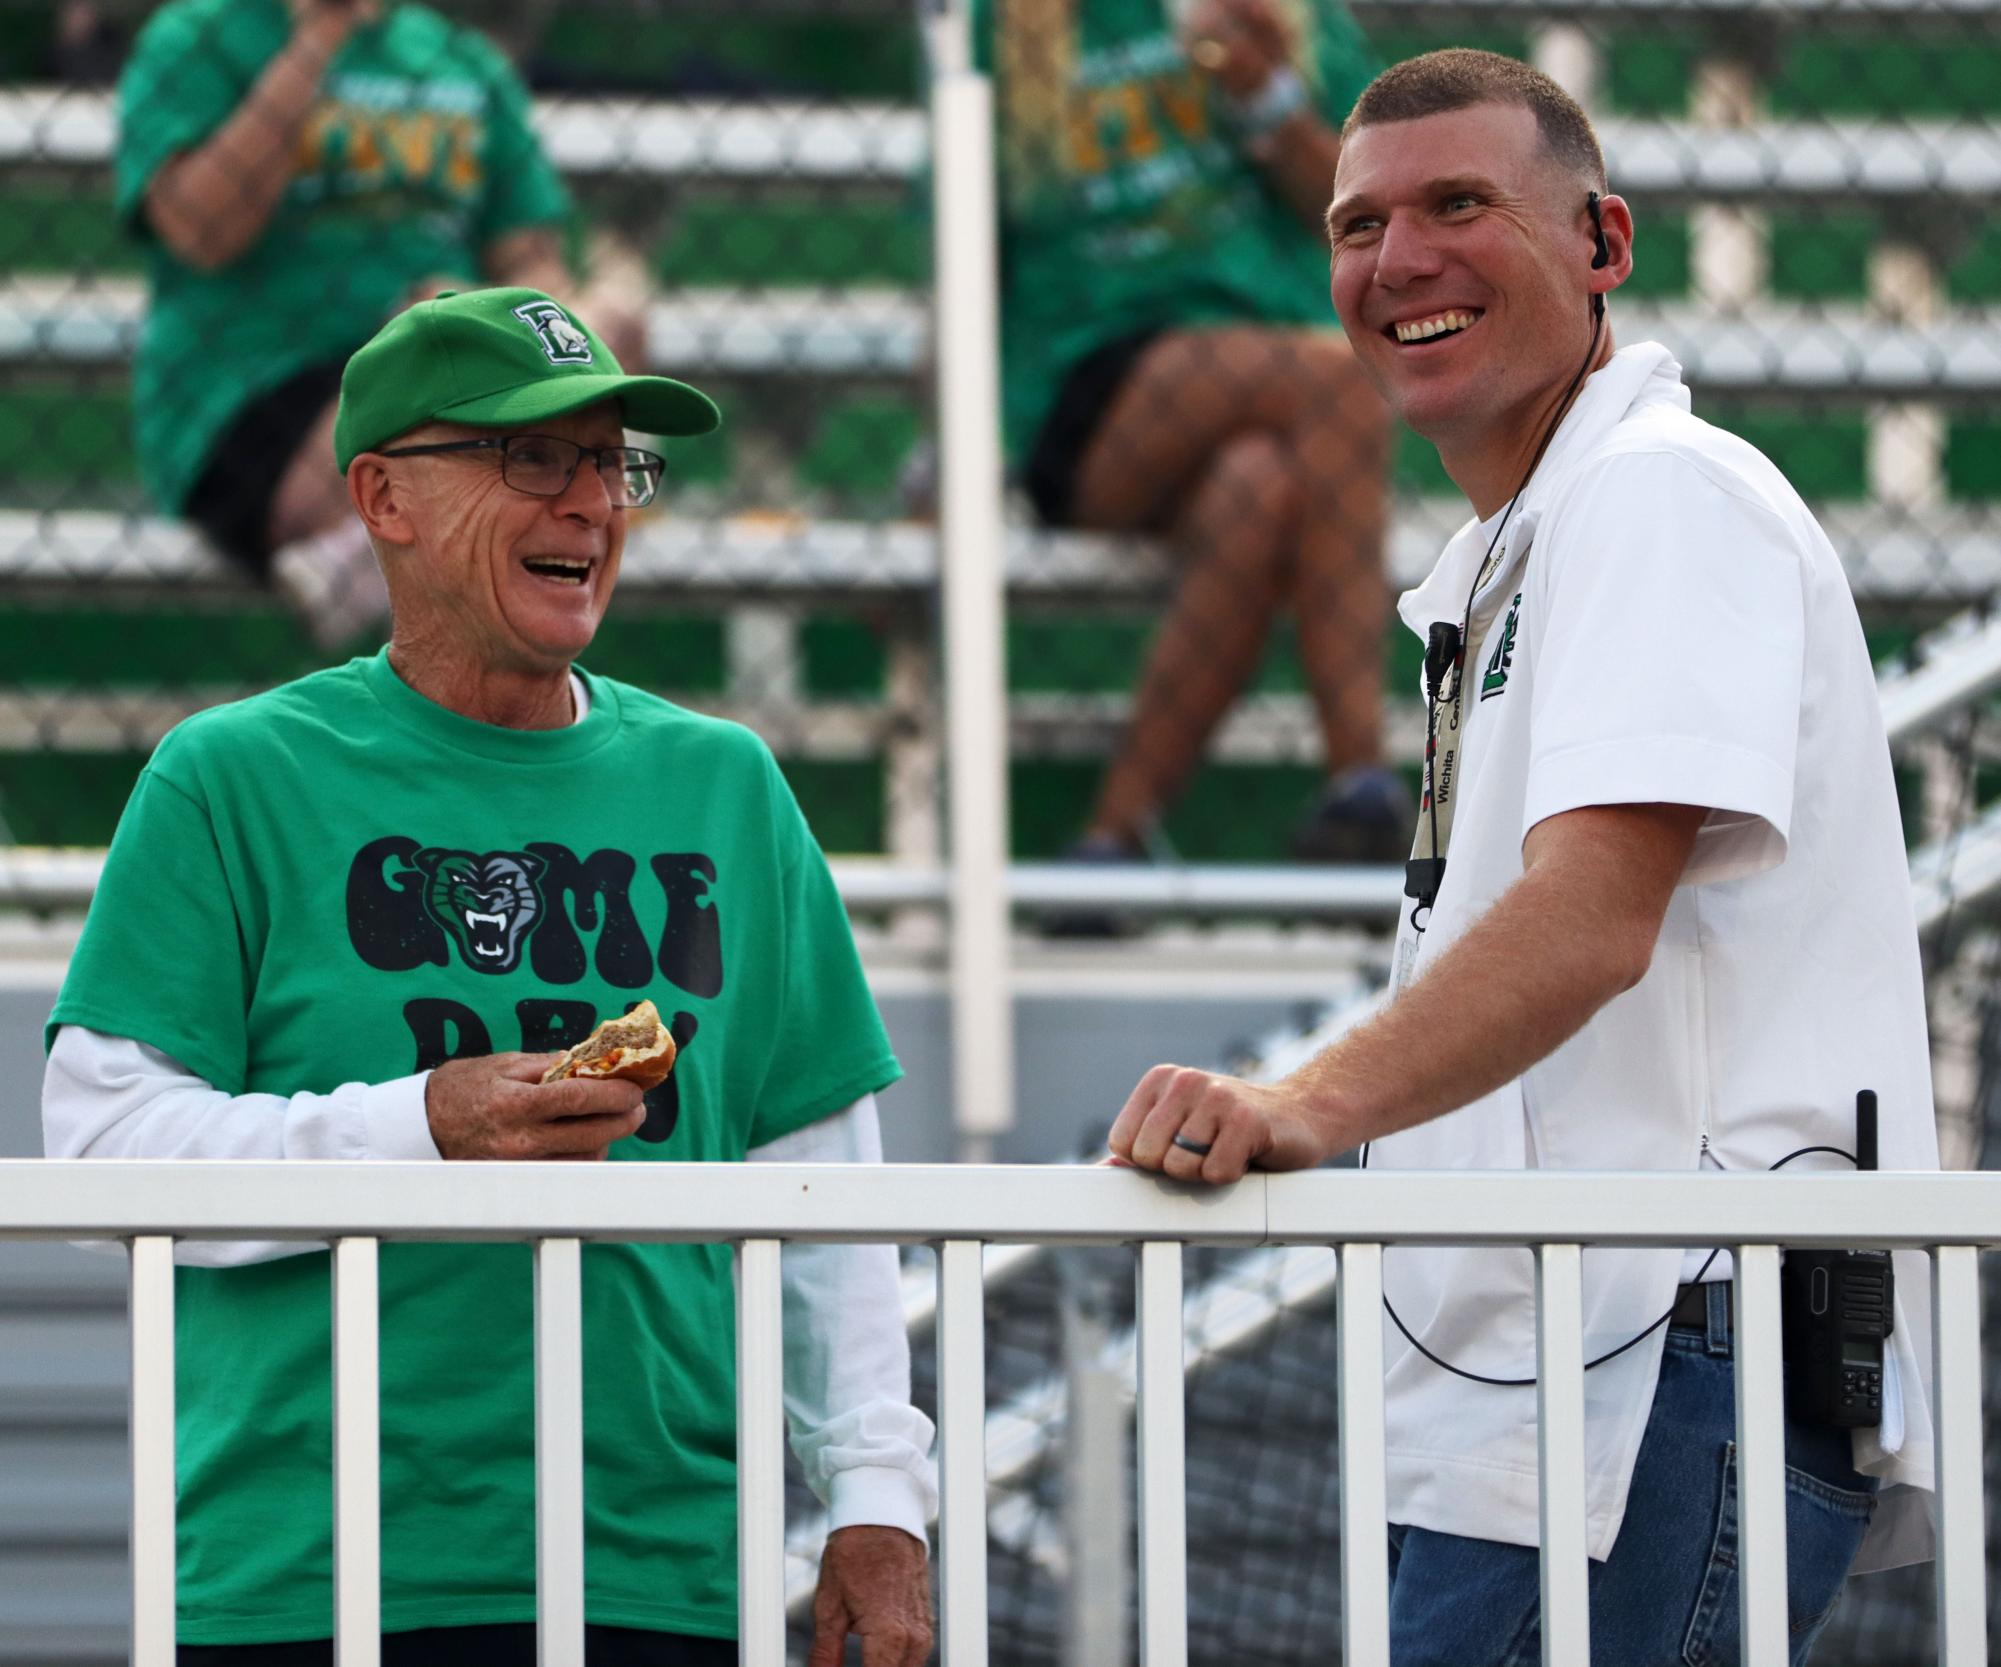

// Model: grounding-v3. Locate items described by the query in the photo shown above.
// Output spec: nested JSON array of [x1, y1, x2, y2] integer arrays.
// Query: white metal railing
[[1, 1161, 1994, 1666]]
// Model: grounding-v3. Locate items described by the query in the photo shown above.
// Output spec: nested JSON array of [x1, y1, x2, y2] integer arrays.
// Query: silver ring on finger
[[1171, 1133, 1215, 1156]]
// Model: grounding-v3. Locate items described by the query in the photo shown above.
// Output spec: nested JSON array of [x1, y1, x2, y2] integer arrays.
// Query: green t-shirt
[[983, 0, 1377, 461], [116, 0, 570, 514], [48, 651, 901, 1644]]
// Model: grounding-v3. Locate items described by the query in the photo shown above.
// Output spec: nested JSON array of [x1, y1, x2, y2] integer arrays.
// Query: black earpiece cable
[[1408, 193, 1610, 934], [1364, 1142, 1860, 1389]]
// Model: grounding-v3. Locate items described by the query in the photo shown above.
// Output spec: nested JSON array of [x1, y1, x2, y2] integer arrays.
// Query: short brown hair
[[1343, 49, 1606, 189]]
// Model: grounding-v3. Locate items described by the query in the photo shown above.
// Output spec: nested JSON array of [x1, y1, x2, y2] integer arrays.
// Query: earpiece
[[1586, 190, 1609, 269]]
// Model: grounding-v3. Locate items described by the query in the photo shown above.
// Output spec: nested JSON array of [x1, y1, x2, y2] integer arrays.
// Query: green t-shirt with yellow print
[[982, 0, 1378, 460], [48, 651, 901, 1643], [116, 0, 570, 514]]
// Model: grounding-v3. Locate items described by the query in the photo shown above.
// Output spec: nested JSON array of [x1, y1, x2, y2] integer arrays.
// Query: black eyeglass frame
[[375, 435, 666, 507]]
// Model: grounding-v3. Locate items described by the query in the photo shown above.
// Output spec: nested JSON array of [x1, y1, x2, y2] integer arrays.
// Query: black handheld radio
[[1780, 1091, 1894, 1429]]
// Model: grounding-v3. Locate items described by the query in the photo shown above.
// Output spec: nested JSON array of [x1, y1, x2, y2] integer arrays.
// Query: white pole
[[1061, 1270, 1128, 1667], [1337, 1243, 1389, 1666], [1932, 1245, 1988, 1666], [1135, 1241, 1188, 1667], [128, 1236, 176, 1667], [937, 1239, 991, 1665], [535, 1238, 586, 1667], [332, 1236, 381, 1667], [1534, 1244, 1590, 1666], [736, 1239, 787, 1666], [927, 0, 1016, 1160], [1732, 1245, 1789, 1663]]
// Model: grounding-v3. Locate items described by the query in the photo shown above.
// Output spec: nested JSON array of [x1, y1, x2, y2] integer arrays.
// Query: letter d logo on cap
[[514, 299, 593, 365]]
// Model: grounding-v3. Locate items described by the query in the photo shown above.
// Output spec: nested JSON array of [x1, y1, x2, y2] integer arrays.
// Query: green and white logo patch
[[1481, 592, 1522, 700], [513, 299, 593, 365]]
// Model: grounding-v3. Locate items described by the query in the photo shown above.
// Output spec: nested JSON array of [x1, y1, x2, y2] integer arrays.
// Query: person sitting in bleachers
[[116, 0, 643, 648], [992, 0, 1403, 865]]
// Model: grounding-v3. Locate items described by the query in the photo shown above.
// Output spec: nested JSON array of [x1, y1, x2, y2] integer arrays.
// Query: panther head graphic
[[412, 848, 547, 974]]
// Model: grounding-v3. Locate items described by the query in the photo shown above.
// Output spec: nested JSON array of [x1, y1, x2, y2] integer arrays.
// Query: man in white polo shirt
[[1108, 47, 1938, 1666]]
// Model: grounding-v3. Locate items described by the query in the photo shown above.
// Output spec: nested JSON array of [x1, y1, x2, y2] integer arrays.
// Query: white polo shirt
[[1375, 343, 1938, 1566]]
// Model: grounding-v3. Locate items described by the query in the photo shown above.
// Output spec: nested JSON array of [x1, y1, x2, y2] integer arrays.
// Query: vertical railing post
[[937, 1239, 990, 1666], [1060, 1259, 1128, 1667], [926, 0, 1016, 1162], [736, 1239, 786, 1667], [1932, 1244, 1988, 1666], [332, 1236, 381, 1667], [129, 1235, 176, 1667], [1534, 1244, 1589, 1666], [1732, 1244, 1788, 1662], [1136, 1241, 1187, 1667], [535, 1238, 585, 1667], [1337, 1243, 1389, 1666]]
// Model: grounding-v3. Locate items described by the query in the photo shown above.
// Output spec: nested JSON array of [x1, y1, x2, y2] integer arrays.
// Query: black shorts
[[177, 1622, 734, 1666], [181, 358, 349, 577], [1022, 327, 1165, 528]]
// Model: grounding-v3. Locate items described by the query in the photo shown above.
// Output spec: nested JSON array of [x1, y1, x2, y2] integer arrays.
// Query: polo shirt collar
[[1397, 341, 1689, 635]]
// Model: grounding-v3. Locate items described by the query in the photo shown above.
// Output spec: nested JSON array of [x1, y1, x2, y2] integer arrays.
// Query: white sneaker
[[271, 522, 390, 651]]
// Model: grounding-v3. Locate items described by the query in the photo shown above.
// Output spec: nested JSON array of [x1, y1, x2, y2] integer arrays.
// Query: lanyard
[[1404, 540, 1524, 933]]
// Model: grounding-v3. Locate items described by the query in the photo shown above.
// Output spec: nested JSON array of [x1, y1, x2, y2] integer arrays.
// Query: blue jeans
[[1386, 1284, 1879, 1667]]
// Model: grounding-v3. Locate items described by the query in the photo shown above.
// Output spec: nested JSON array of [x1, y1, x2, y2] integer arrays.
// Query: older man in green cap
[[44, 290, 936, 1667]]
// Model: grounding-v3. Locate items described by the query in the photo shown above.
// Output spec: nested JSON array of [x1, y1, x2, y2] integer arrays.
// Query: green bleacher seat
[[795, 395, 924, 503], [1948, 223, 2001, 300], [531, 16, 918, 102], [1366, 29, 1529, 78], [1947, 422, 2001, 499], [1771, 37, 2001, 119], [801, 613, 887, 699], [0, 187, 132, 276], [656, 196, 928, 289], [0, 605, 315, 688], [1769, 213, 1875, 302], [0, 13, 53, 83], [1616, 215, 1689, 298], [0, 385, 135, 497], [1605, 35, 1695, 117], [1707, 408, 1869, 500], [653, 421, 734, 490]]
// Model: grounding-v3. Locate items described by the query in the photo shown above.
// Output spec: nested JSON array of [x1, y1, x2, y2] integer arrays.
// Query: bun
[[541, 999, 677, 1092]]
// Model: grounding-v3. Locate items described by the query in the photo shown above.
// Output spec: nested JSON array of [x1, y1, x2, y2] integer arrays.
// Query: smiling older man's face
[[381, 399, 631, 675]]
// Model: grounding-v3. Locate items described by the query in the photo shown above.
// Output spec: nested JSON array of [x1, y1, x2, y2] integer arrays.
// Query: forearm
[[43, 1025, 437, 1266], [1292, 864, 1643, 1152], [1249, 113, 1345, 235], [144, 19, 347, 269]]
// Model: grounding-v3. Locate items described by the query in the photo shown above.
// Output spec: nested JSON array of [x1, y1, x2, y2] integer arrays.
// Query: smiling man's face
[[1328, 102, 1601, 449], [383, 400, 630, 674]]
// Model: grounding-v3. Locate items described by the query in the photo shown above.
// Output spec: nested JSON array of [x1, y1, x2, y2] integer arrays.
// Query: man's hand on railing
[[807, 1524, 934, 1667], [423, 1054, 647, 1162], [1107, 1065, 1330, 1184]]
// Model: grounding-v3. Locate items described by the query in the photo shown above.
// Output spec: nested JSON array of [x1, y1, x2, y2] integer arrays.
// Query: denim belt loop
[[1705, 1280, 1732, 1356]]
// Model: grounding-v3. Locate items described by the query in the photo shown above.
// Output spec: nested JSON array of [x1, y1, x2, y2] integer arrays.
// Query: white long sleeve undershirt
[[42, 1024, 935, 1538]]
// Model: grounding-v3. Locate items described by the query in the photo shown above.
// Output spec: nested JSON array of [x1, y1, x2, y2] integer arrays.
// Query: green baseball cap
[[333, 286, 720, 472]]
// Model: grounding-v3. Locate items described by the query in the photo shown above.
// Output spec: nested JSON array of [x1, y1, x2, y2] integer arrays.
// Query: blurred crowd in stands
[[26, 0, 1403, 871]]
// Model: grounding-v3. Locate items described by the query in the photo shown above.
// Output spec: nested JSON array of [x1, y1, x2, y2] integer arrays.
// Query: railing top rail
[[4, 1161, 1999, 1248]]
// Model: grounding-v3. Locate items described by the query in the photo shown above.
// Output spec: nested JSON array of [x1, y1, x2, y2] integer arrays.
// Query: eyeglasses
[[377, 434, 666, 508]]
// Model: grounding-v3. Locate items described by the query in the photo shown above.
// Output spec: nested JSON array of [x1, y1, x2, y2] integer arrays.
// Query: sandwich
[[540, 999, 677, 1092]]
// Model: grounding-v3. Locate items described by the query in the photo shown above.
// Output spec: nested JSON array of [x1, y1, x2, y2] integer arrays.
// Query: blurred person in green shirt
[[117, 0, 643, 648], [992, 0, 1404, 869]]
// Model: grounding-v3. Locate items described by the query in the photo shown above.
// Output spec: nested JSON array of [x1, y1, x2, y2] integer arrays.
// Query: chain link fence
[[4, 0, 1995, 876]]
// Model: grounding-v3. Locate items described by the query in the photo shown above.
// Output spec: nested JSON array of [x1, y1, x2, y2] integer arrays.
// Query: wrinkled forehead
[[1332, 102, 1550, 215]]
